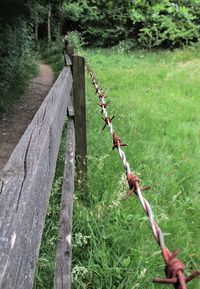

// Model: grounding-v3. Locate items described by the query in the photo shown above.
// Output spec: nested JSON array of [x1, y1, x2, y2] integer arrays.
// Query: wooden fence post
[[72, 55, 87, 189]]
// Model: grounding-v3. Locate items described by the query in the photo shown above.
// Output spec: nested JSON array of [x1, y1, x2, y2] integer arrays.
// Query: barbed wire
[[85, 61, 200, 289]]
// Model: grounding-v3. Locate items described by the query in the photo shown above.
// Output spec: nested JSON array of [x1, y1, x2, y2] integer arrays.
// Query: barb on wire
[[86, 61, 200, 289], [98, 101, 111, 114], [154, 248, 200, 289], [122, 172, 150, 199], [112, 132, 128, 150], [101, 116, 114, 131]]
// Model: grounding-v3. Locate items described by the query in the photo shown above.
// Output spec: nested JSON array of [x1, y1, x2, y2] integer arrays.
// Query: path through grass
[[72, 48, 200, 289]]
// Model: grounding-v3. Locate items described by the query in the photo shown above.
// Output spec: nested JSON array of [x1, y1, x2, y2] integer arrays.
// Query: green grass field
[[35, 48, 200, 289], [73, 48, 200, 289]]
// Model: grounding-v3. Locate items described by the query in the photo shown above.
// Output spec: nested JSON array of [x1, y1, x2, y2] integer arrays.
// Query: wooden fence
[[0, 52, 87, 289]]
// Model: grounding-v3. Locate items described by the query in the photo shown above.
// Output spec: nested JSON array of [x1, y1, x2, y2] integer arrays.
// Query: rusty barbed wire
[[86, 62, 200, 289]]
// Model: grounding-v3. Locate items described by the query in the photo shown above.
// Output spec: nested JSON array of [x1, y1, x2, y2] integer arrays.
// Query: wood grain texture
[[0, 67, 72, 289], [72, 55, 87, 183], [65, 45, 74, 62], [54, 118, 75, 289], [67, 91, 75, 117], [64, 52, 72, 66]]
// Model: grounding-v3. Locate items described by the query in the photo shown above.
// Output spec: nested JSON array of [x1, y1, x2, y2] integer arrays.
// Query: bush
[[0, 21, 38, 113], [131, 0, 200, 49], [112, 39, 138, 53], [67, 31, 85, 53], [60, 0, 131, 48], [39, 39, 64, 78]]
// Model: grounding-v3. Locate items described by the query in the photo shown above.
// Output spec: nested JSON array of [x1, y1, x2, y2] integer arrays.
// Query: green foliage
[[131, 0, 200, 49], [67, 31, 85, 53], [112, 39, 138, 54], [61, 2, 83, 21], [59, 0, 200, 49], [32, 2, 50, 26], [0, 22, 38, 112], [61, 0, 131, 47], [0, 0, 62, 24], [0, 0, 64, 112], [39, 40, 64, 78], [0, 0, 69, 113]]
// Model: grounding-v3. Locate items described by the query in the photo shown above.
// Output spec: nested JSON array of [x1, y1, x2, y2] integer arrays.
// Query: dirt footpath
[[0, 63, 54, 169]]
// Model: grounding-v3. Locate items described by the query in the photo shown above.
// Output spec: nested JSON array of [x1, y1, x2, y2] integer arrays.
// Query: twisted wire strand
[[86, 63, 166, 250], [77, 53, 200, 289], [84, 59, 200, 289]]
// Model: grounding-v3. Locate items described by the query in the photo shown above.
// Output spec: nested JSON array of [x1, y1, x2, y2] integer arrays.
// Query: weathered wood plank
[[0, 67, 72, 289], [72, 55, 87, 186], [54, 118, 75, 289], [65, 45, 74, 62], [67, 91, 74, 117], [64, 52, 72, 66]]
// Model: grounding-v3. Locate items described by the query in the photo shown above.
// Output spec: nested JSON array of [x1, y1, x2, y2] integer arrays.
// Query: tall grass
[[35, 47, 200, 289], [73, 48, 200, 289]]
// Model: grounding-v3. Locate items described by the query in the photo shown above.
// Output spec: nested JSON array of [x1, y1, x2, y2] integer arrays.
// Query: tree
[[0, 0, 64, 112], [130, 0, 200, 49], [60, 0, 132, 47]]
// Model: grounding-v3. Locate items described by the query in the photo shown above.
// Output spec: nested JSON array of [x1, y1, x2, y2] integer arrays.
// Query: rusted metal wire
[[86, 62, 200, 289]]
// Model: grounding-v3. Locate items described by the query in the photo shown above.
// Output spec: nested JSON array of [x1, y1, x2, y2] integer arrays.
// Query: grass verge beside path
[[72, 48, 200, 289]]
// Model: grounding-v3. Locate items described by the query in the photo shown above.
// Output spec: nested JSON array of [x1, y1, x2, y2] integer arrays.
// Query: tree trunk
[[48, 8, 51, 44]]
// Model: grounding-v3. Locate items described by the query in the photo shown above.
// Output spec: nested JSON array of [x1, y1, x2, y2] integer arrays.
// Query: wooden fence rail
[[54, 118, 75, 289], [0, 51, 86, 289]]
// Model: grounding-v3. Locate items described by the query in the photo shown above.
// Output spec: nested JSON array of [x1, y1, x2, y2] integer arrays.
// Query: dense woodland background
[[0, 0, 200, 112]]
